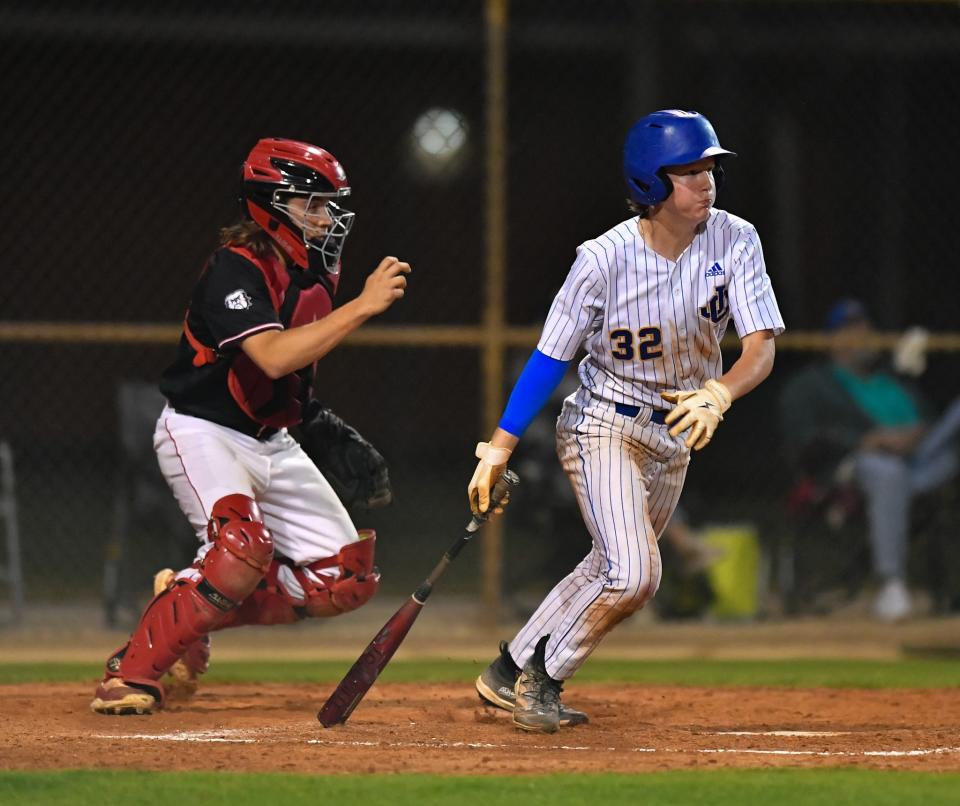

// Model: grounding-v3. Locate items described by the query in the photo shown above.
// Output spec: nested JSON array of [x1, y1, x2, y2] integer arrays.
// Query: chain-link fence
[[1, 1, 958, 628]]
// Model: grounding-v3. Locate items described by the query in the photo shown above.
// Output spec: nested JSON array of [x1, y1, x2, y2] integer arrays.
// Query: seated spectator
[[779, 299, 960, 621]]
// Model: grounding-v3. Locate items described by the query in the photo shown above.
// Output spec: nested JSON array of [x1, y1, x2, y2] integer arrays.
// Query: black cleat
[[475, 638, 589, 729], [512, 635, 562, 733]]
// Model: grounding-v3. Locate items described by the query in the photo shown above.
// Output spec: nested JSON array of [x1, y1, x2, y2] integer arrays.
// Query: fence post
[[481, 0, 509, 626]]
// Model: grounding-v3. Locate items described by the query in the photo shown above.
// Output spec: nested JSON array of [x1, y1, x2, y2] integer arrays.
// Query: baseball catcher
[[91, 138, 410, 715]]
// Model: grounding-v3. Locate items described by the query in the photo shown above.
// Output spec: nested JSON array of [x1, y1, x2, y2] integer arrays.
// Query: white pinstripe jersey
[[537, 208, 785, 410]]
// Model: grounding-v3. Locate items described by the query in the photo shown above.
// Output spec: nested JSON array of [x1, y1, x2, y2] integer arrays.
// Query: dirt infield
[[3, 682, 960, 774]]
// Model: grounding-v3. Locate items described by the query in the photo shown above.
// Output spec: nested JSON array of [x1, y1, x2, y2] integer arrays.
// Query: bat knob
[[468, 469, 520, 530], [491, 469, 520, 507]]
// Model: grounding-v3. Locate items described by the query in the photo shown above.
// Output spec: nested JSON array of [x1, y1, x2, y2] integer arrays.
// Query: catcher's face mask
[[273, 189, 355, 277]]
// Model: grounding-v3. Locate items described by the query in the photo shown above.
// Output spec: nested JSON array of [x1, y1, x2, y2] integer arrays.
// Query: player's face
[[279, 191, 356, 275], [663, 157, 717, 225], [286, 195, 334, 237]]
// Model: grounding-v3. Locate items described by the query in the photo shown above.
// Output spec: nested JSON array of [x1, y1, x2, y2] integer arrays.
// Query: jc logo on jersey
[[699, 284, 729, 324]]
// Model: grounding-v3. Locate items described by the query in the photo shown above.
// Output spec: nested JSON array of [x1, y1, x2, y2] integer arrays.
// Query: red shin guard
[[105, 495, 273, 696]]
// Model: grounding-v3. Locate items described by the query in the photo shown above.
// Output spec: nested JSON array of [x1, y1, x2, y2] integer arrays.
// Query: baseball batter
[[470, 110, 784, 733], [91, 138, 410, 715]]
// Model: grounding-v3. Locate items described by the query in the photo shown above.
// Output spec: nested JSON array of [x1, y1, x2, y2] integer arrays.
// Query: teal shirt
[[832, 367, 920, 427]]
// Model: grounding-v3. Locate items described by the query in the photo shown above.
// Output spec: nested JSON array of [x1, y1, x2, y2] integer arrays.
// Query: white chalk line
[[94, 729, 259, 744], [305, 739, 594, 752], [88, 731, 960, 758], [695, 748, 960, 758], [710, 731, 851, 737]]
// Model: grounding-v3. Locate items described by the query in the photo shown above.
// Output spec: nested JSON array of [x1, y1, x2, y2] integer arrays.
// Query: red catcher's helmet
[[241, 138, 354, 276]]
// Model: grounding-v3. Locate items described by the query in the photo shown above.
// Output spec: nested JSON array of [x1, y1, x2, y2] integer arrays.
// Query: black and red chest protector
[[184, 246, 337, 430]]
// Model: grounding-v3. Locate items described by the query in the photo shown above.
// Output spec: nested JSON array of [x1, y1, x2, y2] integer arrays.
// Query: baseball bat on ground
[[317, 470, 519, 728]]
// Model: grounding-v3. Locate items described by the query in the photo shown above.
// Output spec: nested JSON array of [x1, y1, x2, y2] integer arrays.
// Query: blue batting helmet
[[623, 110, 736, 206]]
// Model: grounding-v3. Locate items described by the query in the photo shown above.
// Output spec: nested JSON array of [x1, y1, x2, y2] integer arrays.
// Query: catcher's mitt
[[298, 401, 393, 510]]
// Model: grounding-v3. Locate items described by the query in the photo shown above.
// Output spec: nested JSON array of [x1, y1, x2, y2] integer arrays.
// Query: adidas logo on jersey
[[705, 262, 724, 277]]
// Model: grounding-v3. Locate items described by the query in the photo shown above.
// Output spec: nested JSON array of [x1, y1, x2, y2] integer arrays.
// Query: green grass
[[2, 770, 960, 806], [1, 658, 958, 688]]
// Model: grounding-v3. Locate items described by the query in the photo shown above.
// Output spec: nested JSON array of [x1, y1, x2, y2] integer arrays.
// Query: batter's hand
[[661, 379, 732, 451], [359, 256, 411, 316], [468, 442, 513, 516]]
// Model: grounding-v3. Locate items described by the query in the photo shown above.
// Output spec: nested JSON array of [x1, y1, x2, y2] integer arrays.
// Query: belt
[[174, 409, 279, 441], [614, 402, 670, 425]]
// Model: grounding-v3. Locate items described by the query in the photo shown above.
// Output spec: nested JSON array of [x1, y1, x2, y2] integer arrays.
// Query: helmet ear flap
[[653, 167, 674, 203], [626, 177, 644, 202], [627, 169, 673, 206]]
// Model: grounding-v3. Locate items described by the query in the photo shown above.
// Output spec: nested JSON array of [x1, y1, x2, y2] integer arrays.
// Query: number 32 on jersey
[[610, 327, 663, 361]]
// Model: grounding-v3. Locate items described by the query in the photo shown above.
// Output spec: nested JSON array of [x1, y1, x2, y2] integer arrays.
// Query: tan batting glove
[[468, 442, 513, 516], [661, 379, 732, 451]]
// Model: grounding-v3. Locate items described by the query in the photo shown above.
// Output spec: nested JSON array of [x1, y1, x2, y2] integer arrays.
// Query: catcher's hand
[[661, 379, 732, 451], [298, 402, 392, 510], [468, 442, 513, 516]]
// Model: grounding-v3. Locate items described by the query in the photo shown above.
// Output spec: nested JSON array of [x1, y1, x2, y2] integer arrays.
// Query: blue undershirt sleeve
[[498, 349, 572, 437]]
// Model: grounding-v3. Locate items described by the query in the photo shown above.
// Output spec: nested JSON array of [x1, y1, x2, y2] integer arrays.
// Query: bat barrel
[[317, 596, 425, 727]]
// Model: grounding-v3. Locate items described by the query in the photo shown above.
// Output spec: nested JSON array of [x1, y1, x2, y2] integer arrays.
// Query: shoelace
[[521, 666, 561, 708]]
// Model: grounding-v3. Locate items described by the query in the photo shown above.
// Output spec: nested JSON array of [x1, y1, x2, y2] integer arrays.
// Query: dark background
[[1, 1, 957, 619]]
